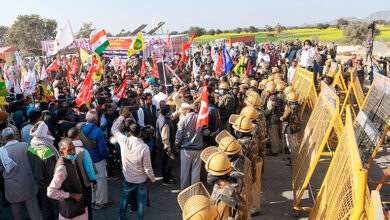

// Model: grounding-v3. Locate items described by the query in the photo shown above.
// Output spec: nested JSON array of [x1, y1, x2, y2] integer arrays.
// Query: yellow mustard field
[[194, 27, 390, 44]]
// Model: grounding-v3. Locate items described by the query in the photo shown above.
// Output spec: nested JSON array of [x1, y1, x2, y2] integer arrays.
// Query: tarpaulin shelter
[[0, 47, 17, 60]]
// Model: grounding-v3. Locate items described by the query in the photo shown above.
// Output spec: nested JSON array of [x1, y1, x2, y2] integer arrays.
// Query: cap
[[2, 127, 14, 140]]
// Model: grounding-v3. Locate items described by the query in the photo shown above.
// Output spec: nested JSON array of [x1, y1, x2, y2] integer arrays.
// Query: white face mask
[[305, 45, 310, 49]]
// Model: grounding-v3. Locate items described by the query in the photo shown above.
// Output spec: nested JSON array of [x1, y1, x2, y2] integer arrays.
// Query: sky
[[0, 0, 389, 35]]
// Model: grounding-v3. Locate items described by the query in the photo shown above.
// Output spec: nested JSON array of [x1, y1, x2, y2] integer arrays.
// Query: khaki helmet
[[239, 84, 249, 89], [274, 73, 282, 79], [257, 69, 265, 74], [268, 75, 274, 81], [274, 78, 283, 84], [178, 183, 219, 220], [357, 56, 363, 61], [284, 86, 295, 95], [244, 91, 262, 108], [231, 76, 240, 84], [266, 81, 276, 88], [287, 92, 298, 102], [219, 82, 229, 90], [250, 80, 258, 88], [240, 105, 258, 120], [200, 146, 220, 163], [258, 79, 268, 90], [263, 64, 269, 69], [276, 82, 287, 92], [229, 114, 254, 133], [205, 152, 232, 176], [272, 66, 279, 73], [241, 78, 250, 85], [266, 84, 276, 93], [216, 130, 241, 155]]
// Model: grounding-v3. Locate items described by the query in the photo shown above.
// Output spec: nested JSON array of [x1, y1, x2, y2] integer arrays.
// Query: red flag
[[140, 59, 146, 77], [90, 56, 102, 73], [196, 82, 209, 130], [180, 43, 188, 63], [247, 60, 252, 76], [67, 66, 79, 87], [114, 77, 129, 99], [215, 52, 223, 77], [113, 56, 121, 72], [75, 71, 94, 107], [70, 57, 78, 74], [166, 34, 171, 49], [62, 56, 68, 67], [182, 32, 197, 51], [152, 60, 159, 78], [47, 58, 59, 72], [121, 61, 127, 78]]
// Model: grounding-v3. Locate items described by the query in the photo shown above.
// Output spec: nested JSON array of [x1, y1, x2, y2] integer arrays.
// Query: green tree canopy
[[0, 26, 9, 46], [76, 22, 95, 38], [5, 14, 57, 50], [342, 22, 380, 45]]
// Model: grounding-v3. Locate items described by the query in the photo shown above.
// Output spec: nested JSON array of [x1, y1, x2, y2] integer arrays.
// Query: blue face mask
[[219, 90, 224, 95], [67, 154, 77, 161]]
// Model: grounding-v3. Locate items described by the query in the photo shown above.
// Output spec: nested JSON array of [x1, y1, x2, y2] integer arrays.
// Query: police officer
[[355, 55, 365, 88], [276, 82, 287, 110], [178, 182, 220, 220], [248, 80, 259, 94], [216, 82, 235, 132], [216, 130, 251, 218], [280, 92, 301, 166], [264, 83, 283, 156], [239, 106, 264, 215], [202, 151, 245, 220]]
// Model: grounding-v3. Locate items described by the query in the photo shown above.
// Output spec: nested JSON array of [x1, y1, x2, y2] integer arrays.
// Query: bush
[[342, 22, 380, 45]]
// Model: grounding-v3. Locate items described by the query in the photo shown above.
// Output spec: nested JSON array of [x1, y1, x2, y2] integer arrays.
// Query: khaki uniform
[[281, 102, 300, 156], [211, 181, 246, 220], [265, 94, 283, 154], [238, 135, 261, 214], [229, 154, 252, 219], [355, 63, 365, 88], [218, 94, 235, 133]]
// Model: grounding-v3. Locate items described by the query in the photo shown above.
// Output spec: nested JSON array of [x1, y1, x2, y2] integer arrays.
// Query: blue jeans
[[313, 65, 323, 85], [119, 180, 148, 220]]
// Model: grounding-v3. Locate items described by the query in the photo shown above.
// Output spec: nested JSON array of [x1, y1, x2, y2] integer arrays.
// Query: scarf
[[30, 136, 60, 159]]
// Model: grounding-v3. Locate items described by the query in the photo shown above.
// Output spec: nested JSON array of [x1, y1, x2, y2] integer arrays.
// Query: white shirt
[[299, 47, 315, 67], [257, 52, 270, 66], [287, 66, 297, 85], [152, 92, 168, 110], [111, 116, 155, 184]]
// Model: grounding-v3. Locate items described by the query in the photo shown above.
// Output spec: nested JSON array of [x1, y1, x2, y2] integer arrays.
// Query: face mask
[[67, 154, 77, 161], [305, 45, 310, 49], [219, 90, 224, 95]]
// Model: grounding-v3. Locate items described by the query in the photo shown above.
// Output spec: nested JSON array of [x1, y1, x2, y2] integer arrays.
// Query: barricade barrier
[[292, 82, 344, 212], [354, 73, 390, 173], [369, 190, 385, 220], [291, 66, 318, 120], [309, 106, 370, 220], [340, 66, 365, 118]]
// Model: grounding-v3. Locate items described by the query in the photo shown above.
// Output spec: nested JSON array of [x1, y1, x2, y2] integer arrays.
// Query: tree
[[342, 22, 380, 45], [106, 32, 113, 37], [185, 26, 206, 37], [275, 23, 283, 36], [6, 14, 57, 51], [316, 23, 330, 30], [207, 29, 216, 35], [249, 26, 257, 33], [170, 31, 178, 35], [115, 29, 131, 37], [216, 29, 222, 35], [265, 25, 273, 32], [0, 26, 9, 46], [76, 22, 95, 38], [234, 27, 242, 33], [335, 19, 349, 29]]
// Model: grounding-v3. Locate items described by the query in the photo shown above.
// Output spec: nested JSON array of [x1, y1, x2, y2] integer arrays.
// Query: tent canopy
[[0, 47, 17, 60]]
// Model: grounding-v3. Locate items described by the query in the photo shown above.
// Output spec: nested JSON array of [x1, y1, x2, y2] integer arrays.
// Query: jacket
[[27, 145, 58, 189], [81, 123, 110, 163], [175, 112, 204, 150]]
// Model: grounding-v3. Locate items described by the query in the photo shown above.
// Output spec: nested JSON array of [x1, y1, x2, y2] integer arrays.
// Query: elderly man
[[111, 106, 155, 220], [81, 110, 110, 210], [175, 103, 208, 190], [0, 128, 41, 220]]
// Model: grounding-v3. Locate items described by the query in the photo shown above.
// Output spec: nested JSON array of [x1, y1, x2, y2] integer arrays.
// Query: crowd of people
[[0, 37, 378, 220]]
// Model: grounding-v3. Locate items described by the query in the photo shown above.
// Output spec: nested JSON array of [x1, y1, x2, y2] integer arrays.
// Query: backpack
[[288, 106, 301, 134]]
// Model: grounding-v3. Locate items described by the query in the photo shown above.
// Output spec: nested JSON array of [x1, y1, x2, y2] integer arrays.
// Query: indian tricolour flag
[[89, 29, 109, 55]]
